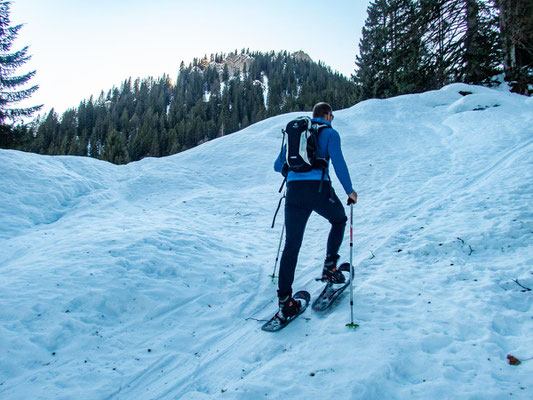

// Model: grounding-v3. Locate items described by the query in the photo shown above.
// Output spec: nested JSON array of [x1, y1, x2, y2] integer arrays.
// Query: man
[[273, 102, 358, 321]]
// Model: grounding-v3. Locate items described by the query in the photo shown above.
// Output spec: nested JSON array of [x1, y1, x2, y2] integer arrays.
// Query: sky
[[9, 0, 371, 119]]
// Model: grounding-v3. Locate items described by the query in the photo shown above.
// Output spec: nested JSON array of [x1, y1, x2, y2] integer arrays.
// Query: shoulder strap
[[311, 123, 328, 133]]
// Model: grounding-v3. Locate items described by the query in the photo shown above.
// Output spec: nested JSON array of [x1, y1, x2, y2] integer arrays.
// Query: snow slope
[[1, 84, 532, 399]]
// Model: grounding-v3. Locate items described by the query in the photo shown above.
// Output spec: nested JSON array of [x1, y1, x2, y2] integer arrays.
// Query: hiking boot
[[277, 294, 302, 320], [321, 254, 345, 284]]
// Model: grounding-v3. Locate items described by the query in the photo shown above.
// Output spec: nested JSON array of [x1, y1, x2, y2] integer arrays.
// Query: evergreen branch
[[1, 104, 42, 123], [0, 70, 36, 89], [0, 46, 30, 69], [0, 24, 22, 52], [1, 84, 39, 102]]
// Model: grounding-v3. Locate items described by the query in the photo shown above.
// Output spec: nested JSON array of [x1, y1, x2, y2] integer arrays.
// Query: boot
[[321, 254, 345, 284], [277, 294, 301, 320]]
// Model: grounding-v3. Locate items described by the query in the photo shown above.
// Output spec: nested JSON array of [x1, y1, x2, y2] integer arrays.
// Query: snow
[[1, 84, 532, 399], [262, 72, 269, 108]]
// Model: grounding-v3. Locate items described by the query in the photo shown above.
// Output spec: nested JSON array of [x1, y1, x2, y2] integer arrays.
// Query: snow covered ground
[[1, 84, 532, 399]]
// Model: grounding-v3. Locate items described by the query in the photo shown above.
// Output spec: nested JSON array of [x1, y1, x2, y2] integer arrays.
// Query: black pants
[[278, 180, 347, 298]]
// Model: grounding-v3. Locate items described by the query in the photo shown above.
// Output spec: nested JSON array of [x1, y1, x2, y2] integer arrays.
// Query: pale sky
[[10, 0, 371, 118]]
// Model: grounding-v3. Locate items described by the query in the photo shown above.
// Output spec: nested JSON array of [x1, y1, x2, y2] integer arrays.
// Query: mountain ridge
[[17, 49, 356, 165]]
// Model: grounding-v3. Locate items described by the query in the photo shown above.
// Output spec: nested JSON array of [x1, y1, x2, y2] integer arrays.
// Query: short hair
[[312, 102, 333, 119]]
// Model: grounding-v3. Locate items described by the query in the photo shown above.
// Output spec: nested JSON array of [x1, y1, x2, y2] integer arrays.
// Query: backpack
[[281, 116, 328, 176], [272, 116, 332, 228]]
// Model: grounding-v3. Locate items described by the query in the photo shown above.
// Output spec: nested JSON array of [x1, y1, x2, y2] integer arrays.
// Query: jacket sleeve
[[327, 130, 354, 195], [274, 145, 286, 173]]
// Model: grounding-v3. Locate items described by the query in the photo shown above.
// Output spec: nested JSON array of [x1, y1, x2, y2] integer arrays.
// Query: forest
[[7, 51, 358, 164]]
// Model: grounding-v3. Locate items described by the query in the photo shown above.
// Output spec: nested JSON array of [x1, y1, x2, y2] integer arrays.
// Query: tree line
[[1, 0, 532, 163], [353, 0, 532, 100], [6, 50, 357, 164]]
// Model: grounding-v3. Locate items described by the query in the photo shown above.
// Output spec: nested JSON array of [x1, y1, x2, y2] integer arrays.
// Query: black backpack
[[276, 116, 331, 193], [281, 116, 328, 176], [272, 117, 332, 227]]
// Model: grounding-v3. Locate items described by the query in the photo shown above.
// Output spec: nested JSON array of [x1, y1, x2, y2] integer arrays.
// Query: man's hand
[[347, 191, 358, 205]]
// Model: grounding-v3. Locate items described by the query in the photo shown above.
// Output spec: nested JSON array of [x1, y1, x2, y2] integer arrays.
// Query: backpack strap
[[318, 168, 335, 202], [318, 168, 326, 193], [271, 191, 286, 228], [312, 123, 329, 192], [278, 175, 287, 193], [314, 124, 329, 193], [279, 127, 286, 167], [312, 123, 329, 132]]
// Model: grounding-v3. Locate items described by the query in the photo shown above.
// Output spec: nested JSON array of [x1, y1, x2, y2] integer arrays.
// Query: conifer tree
[[103, 128, 128, 164], [35, 109, 59, 154], [354, 0, 428, 99], [420, 0, 501, 85], [496, 0, 533, 94], [0, 0, 42, 147], [355, 0, 503, 99]]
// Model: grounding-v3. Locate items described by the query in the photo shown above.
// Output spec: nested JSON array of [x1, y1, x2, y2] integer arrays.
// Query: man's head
[[312, 102, 334, 122]]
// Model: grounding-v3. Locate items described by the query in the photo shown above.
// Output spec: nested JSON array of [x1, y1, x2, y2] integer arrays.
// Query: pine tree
[[354, 0, 426, 99], [419, 0, 501, 86], [496, 0, 533, 94], [0, 0, 42, 147], [103, 128, 128, 164], [355, 0, 503, 99], [35, 109, 59, 154]]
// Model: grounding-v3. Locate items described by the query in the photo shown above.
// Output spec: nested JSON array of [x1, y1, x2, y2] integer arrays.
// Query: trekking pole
[[346, 201, 359, 328], [270, 222, 284, 280]]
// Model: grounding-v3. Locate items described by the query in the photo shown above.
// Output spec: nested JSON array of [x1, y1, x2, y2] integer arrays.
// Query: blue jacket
[[274, 117, 354, 195]]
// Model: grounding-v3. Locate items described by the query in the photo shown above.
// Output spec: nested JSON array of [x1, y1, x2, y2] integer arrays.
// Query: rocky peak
[[223, 53, 254, 75], [292, 51, 312, 63]]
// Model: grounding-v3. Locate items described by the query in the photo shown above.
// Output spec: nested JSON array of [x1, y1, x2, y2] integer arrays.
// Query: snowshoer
[[273, 102, 358, 321]]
